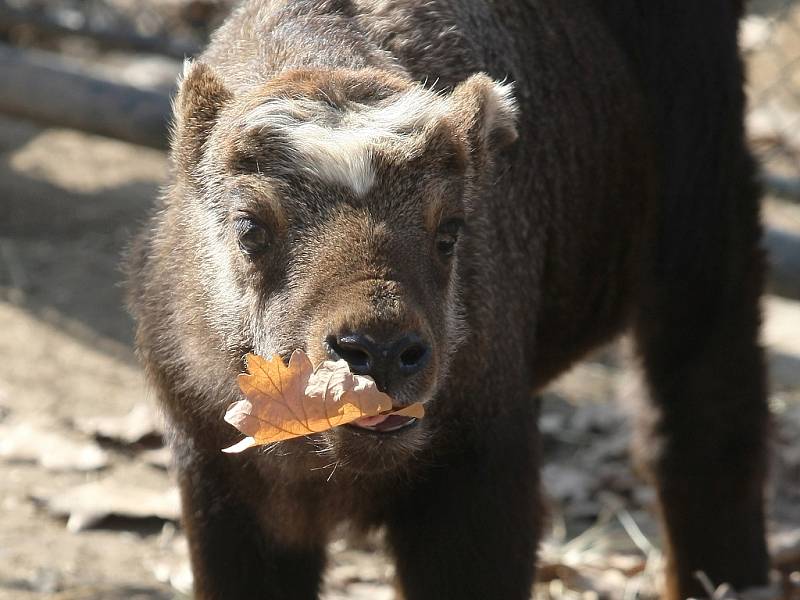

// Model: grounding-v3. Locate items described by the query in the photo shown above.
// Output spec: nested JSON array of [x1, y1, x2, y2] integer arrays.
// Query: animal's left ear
[[449, 74, 519, 153], [171, 60, 233, 182]]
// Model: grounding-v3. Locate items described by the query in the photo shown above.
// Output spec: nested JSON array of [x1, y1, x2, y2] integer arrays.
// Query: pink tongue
[[352, 414, 390, 428]]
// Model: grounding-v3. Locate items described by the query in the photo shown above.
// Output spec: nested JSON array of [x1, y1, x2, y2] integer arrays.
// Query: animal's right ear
[[449, 74, 519, 158], [171, 60, 233, 179]]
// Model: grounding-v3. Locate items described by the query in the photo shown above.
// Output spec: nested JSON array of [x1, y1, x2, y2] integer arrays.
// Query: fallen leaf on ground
[[148, 524, 193, 595], [141, 446, 172, 470], [0, 422, 109, 472], [32, 472, 180, 532], [74, 403, 163, 445], [223, 350, 424, 452]]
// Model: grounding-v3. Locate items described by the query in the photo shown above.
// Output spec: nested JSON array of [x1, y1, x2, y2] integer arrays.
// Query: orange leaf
[[222, 350, 425, 452]]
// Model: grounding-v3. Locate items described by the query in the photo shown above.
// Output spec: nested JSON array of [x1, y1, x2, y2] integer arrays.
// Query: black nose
[[325, 332, 430, 388]]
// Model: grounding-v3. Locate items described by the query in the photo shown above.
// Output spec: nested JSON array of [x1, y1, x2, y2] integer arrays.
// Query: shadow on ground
[[0, 115, 163, 353]]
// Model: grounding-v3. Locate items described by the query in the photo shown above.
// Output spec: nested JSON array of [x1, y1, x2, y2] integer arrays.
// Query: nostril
[[326, 334, 372, 372], [395, 335, 430, 376], [325, 332, 429, 381], [399, 343, 428, 368]]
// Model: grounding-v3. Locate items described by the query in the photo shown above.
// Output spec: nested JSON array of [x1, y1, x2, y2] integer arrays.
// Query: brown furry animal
[[127, 1, 770, 598]]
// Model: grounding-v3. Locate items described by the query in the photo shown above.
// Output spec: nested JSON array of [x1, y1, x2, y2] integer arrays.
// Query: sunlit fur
[[243, 82, 513, 195]]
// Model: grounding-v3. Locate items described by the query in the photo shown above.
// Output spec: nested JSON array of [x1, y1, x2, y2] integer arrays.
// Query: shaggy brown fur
[[127, 1, 769, 598]]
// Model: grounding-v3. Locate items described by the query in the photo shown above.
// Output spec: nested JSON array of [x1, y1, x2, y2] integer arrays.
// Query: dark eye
[[235, 217, 269, 255], [435, 219, 463, 258]]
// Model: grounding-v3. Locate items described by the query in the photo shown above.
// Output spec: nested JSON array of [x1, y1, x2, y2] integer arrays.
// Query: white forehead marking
[[245, 87, 450, 195]]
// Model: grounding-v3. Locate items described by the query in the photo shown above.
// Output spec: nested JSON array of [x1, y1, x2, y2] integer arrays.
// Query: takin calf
[[127, 1, 770, 598]]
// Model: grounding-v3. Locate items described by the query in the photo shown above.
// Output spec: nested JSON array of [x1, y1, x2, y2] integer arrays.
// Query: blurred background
[[0, 1, 798, 599]]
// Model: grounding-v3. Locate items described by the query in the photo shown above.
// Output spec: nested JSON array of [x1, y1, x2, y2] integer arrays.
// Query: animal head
[[171, 62, 518, 471]]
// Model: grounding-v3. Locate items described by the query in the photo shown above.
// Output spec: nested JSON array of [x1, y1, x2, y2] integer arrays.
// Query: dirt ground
[[1, 4, 800, 600]]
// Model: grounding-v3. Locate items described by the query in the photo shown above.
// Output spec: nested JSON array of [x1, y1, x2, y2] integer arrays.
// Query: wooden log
[[0, 3, 200, 59], [0, 43, 171, 149]]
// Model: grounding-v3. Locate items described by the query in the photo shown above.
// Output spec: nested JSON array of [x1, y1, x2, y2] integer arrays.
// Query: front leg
[[177, 450, 326, 600], [386, 404, 542, 600]]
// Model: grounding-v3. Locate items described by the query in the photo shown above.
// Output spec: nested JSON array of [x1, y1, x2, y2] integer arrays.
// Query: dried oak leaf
[[223, 350, 424, 452]]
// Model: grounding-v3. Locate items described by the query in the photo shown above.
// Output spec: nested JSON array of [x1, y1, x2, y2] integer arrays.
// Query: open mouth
[[346, 413, 419, 433]]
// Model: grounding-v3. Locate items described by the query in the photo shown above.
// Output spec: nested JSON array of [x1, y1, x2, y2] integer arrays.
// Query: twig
[[616, 508, 655, 556], [695, 570, 719, 599]]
